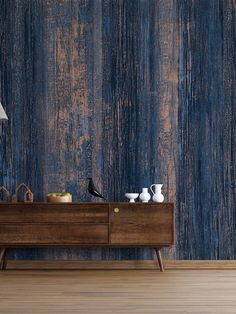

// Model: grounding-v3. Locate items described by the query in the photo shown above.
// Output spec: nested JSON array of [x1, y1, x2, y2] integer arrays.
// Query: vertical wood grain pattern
[[0, 0, 235, 260], [178, 0, 236, 259]]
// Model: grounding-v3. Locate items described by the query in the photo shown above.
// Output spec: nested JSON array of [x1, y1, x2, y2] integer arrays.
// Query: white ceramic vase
[[139, 188, 151, 203], [150, 184, 164, 203]]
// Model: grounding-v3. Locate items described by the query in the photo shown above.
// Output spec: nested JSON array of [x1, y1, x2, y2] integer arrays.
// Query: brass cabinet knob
[[114, 207, 120, 213]]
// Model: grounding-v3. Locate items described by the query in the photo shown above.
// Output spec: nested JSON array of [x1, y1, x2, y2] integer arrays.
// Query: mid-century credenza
[[0, 202, 174, 272]]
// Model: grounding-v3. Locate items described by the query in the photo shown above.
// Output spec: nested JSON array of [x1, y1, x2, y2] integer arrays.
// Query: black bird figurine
[[88, 178, 105, 199]]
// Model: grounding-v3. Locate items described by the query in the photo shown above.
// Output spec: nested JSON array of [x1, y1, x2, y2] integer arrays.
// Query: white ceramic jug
[[150, 184, 164, 203], [139, 188, 151, 203]]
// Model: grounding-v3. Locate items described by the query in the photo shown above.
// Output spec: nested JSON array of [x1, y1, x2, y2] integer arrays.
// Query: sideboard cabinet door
[[110, 203, 174, 245]]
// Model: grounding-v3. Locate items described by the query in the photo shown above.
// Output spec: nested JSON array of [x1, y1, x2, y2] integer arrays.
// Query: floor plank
[[1, 270, 236, 313], [5, 259, 236, 270]]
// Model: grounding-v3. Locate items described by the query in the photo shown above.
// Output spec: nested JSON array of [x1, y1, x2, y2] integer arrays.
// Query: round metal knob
[[114, 207, 120, 213]]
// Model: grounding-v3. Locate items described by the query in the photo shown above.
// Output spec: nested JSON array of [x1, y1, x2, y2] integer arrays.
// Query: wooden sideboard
[[0, 202, 174, 272]]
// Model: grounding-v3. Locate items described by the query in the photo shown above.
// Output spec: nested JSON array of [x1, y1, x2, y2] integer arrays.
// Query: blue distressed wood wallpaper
[[0, 0, 235, 260]]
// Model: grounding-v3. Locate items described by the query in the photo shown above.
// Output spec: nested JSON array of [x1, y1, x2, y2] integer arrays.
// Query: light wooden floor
[[1, 269, 236, 314]]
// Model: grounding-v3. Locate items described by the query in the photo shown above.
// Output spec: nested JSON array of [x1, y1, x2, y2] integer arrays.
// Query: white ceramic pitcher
[[150, 184, 164, 203]]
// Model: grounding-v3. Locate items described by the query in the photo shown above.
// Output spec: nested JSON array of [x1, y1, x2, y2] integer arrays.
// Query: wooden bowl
[[46, 195, 72, 203]]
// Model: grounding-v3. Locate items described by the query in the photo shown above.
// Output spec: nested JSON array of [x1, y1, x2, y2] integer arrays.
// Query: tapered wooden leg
[[2, 249, 8, 270], [154, 248, 165, 272], [0, 248, 6, 270], [0, 248, 8, 270]]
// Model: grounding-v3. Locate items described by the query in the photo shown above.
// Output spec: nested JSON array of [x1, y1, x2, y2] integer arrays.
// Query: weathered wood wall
[[178, 0, 236, 259], [0, 0, 235, 260]]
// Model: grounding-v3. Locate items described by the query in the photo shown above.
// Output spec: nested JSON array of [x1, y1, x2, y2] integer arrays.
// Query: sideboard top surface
[[0, 202, 174, 206]]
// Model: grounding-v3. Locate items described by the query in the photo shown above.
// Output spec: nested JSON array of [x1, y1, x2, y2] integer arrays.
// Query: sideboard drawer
[[0, 204, 108, 223], [0, 224, 109, 244], [110, 203, 174, 245]]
